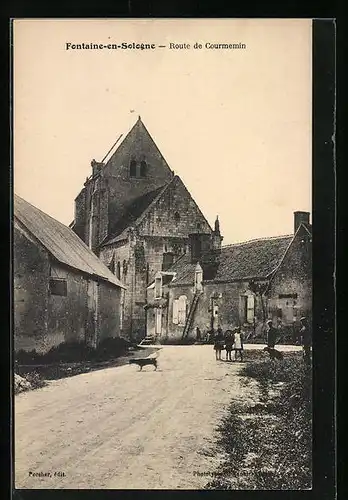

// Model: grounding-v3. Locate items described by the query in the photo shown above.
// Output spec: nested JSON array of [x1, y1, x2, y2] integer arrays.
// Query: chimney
[[294, 211, 310, 233], [188, 233, 211, 264]]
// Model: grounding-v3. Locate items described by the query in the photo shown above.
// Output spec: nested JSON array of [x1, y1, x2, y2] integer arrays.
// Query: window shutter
[[246, 294, 255, 323], [173, 299, 179, 324], [178, 295, 187, 325]]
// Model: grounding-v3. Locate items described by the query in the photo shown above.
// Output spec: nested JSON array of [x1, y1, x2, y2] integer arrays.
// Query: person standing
[[234, 327, 244, 362], [224, 330, 235, 361], [214, 326, 224, 360], [266, 319, 278, 349], [300, 317, 311, 365]]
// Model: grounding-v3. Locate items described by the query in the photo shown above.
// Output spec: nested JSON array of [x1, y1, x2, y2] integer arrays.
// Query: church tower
[[72, 116, 174, 250], [72, 116, 213, 339]]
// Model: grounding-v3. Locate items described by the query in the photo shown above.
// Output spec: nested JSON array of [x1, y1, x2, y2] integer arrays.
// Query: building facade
[[71, 117, 213, 339], [14, 195, 125, 353], [146, 211, 312, 343]]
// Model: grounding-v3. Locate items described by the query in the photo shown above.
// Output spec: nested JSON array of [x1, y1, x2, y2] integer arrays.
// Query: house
[[71, 116, 213, 339], [146, 211, 312, 343], [13, 195, 126, 354]]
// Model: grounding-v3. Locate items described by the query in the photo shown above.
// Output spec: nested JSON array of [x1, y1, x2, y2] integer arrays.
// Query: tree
[[248, 279, 269, 333]]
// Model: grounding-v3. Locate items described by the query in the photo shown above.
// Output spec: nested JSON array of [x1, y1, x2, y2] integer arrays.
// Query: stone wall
[[138, 176, 211, 238], [13, 224, 50, 352], [267, 225, 312, 329], [14, 223, 122, 353]]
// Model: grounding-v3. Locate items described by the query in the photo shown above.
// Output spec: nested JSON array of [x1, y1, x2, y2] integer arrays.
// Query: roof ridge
[[221, 234, 293, 249]]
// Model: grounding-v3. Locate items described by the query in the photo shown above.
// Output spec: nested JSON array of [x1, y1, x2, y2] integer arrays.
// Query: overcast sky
[[14, 19, 312, 245]]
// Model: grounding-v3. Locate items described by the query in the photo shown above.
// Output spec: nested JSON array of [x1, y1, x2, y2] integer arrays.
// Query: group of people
[[203, 316, 311, 364], [212, 326, 244, 362]]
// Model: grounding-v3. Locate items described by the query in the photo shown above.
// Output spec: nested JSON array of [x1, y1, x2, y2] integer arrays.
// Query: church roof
[[14, 194, 126, 289], [100, 174, 212, 246], [168, 234, 295, 286], [102, 184, 168, 245]]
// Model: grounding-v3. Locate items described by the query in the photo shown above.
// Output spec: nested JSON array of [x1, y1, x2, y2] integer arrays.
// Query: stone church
[[71, 116, 217, 339]]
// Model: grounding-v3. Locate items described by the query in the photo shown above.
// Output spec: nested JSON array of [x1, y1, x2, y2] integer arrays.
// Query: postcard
[[12, 18, 331, 492]]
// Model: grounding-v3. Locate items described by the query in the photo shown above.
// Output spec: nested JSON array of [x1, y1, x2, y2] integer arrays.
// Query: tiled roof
[[14, 194, 126, 289], [168, 234, 294, 286], [102, 184, 168, 246]]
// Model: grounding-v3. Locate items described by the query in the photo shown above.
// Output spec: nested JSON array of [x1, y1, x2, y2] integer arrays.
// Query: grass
[[206, 351, 312, 490]]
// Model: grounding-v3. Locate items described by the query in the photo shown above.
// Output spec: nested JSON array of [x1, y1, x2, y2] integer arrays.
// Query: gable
[[102, 118, 174, 227], [267, 224, 312, 289], [136, 176, 212, 237], [105, 117, 173, 178]]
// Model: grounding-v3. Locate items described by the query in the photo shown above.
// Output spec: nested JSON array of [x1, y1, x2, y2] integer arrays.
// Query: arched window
[[109, 254, 115, 274], [174, 212, 180, 222], [177, 295, 187, 326], [116, 261, 121, 280], [140, 160, 147, 177], [197, 223, 201, 231], [130, 159, 137, 177]]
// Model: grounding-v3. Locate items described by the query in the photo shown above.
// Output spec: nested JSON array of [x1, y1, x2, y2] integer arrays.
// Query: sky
[[14, 19, 312, 245]]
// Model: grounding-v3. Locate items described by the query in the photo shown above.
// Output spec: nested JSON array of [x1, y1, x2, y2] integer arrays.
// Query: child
[[224, 330, 235, 361], [233, 327, 244, 362], [213, 327, 224, 360]]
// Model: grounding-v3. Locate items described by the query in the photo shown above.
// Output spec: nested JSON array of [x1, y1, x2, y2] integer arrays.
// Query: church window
[[174, 212, 180, 222], [116, 261, 121, 280], [123, 260, 128, 278], [140, 160, 147, 177], [108, 255, 115, 274], [197, 223, 201, 231], [130, 159, 137, 177]]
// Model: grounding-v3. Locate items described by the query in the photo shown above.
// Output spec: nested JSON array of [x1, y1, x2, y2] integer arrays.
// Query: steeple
[[212, 215, 223, 254]]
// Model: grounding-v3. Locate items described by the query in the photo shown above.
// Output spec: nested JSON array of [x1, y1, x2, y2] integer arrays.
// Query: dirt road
[[15, 345, 260, 489]]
